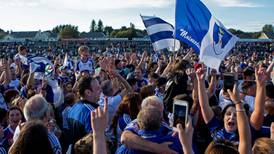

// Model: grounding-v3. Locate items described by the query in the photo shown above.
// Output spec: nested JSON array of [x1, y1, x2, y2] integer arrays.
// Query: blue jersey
[[207, 116, 263, 145], [116, 128, 182, 154], [67, 100, 99, 143]]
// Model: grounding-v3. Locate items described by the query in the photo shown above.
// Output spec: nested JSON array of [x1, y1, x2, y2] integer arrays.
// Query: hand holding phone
[[223, 73, 235, 93], [173, 100, 189, 130]]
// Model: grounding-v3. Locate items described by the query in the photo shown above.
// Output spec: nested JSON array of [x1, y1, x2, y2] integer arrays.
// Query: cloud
[[208, 0, 263, 8], [0, 0, 173, 10]]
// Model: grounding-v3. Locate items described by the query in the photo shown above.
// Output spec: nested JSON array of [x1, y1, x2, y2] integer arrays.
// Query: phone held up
[[223, 73, 236, 93], [172, 99, 189, 131]]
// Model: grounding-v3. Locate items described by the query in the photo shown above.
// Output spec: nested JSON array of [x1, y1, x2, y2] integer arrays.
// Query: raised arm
[[250, 65, 267, 130], [91, 97, 108, 154], [227, 84, 251, 154], [137, 51, 147, 69], [177, 117, 194, 154], [207, 69, 217, 98], [266, 60, 274, 80], [196, 65, 214, 123], [121, 131, 178, 154]]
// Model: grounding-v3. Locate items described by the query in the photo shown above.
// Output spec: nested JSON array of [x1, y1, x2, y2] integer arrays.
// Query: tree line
[[0, 22, 273, 39]]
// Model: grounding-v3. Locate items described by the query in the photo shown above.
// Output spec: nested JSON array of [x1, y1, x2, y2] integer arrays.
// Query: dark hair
[[78, 77, 95, 97], [18, 45, 26, 52], [241, 81, 256, 94], [221, 104, 236, 120], [140, 85, 156, 99], [221, 103, 249, 121], [8, 106, 25, 122], [0, 108, 7, 124], [266, 82, 274, 99], [9, 121, 54, 154], [148, 72, 159, 80], [156, 77, 167, 87], [172, 59, 191, 73], [243, 67, 254, 78], [110, 93, 142, 143], [4, 89, 19, 104], [64, 93, 76, 106], [115, 59, 121, 66]]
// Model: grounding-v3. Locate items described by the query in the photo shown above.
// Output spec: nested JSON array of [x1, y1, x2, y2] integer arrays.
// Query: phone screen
[[223, 74, 235, 92], [173, 103, 187, 128]]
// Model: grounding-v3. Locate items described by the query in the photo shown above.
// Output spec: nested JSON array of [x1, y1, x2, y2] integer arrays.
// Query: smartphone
[[173, 100, 189, 129], [223, 73, 235, 93]]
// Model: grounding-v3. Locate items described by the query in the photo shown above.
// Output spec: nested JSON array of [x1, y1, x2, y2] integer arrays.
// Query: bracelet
[[236, 109, 245, 112], [235, 101, 242, 105]]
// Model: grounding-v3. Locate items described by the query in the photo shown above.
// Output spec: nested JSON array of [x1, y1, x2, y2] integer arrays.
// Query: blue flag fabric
[[175, 0, 239, 69], [141, 15, 180, 51]]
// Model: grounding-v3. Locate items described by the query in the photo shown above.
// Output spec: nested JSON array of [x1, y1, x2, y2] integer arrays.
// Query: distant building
[[0, 30, 59, 42], [79, 32, 106, 40], [258, 31, 274, 40]]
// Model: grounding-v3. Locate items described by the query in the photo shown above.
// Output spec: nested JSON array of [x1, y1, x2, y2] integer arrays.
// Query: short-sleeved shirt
[[115, 114, 132, 146], [67, 100, 99, 143], [98, 94, 122, 125], [75, 58, 94, 73]]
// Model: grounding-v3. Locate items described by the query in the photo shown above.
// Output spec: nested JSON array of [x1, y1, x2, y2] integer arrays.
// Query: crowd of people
[[0, 40, 273, 154]]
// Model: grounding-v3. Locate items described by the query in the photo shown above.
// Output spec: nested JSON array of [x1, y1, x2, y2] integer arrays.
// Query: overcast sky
[[0, 0, 273, 32]]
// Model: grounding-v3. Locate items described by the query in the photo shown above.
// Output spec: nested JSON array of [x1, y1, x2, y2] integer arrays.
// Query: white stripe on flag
[[152, 39, 180, 52], [146, 23, 174, 36]]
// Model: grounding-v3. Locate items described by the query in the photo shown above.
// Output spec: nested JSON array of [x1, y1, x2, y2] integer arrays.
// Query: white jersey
[[75, 58, 94, 73]]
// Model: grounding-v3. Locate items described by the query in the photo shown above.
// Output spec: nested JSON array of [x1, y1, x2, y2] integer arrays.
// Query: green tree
[[90, 19, 97, 32], [97, 19, 104, 32], [104, 26, 113, 36], [262, 24, 273, 33], [0, 28, 6, 39], [52, 25, 66, 34], [130, 23, 135, 29], [59, 25, 79, 39]]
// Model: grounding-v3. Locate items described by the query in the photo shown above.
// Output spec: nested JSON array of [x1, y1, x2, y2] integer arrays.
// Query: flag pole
[[173, 0, 178, 53]]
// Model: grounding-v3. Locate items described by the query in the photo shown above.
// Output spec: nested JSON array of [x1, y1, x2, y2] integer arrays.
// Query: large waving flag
[[175, 0, 239, 70], [141, 15, 180, 51]]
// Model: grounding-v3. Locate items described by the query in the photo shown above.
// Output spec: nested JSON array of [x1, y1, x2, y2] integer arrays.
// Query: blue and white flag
[[141, 15, 180, 51], [175, 0, 239, 70], [28, 57, 54, 79]]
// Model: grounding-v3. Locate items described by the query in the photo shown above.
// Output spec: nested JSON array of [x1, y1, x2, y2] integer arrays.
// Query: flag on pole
[[175, 0, 239, 70], [141, 15, 180, 51]]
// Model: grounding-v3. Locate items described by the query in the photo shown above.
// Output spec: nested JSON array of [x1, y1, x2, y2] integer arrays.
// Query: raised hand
[[195, 64, 205, 81], [227, 83, 240, 104], [177, 116, 194, 154], [186, 68, 196, 80], [91, 97, 108, 135], [255, 65, 267, 85]]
